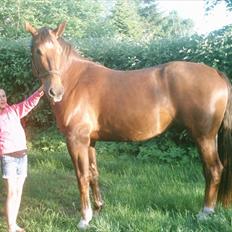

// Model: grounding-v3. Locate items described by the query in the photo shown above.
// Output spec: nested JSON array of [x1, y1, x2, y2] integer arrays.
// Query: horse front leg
[[66, 136, 93, 229], [89, 146, 104, 212]]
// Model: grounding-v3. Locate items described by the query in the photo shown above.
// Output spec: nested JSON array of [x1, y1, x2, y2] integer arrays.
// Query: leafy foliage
[[1, 24, 232, 130], [180, 25, 232, 77], [134, 130, 198, 163], [0, 0, 194, 41], [0, 0, 107, 39], [205, 0, 232, 12], [0, 38, 54, 127], [110, 0, 144, 40], [0, 38, 31, 97], [28, 127, 66, 152]]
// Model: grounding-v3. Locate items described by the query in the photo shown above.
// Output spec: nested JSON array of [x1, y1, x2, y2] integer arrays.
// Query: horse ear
[[53, 22, 66, 38], [25, 22, 37, 36]]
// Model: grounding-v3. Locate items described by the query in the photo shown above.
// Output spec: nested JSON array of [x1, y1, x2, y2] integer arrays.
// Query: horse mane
[[58, 37, 103, 67], [58, 37, 83, 58], [32, 27, 83, 59]]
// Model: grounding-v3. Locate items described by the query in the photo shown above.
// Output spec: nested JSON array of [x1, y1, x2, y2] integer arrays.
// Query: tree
[[137, 1, 194, 39], [110, 0, 145, 40], [205, 0, 232, 11], [0, 0, 195, 41], [137, 0, 165, 39], [0, 0, 108, 39], [162, 11, 194, 37]]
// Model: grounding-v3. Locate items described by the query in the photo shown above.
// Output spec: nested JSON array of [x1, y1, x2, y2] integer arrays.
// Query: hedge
[[1, 25, 232, 128]]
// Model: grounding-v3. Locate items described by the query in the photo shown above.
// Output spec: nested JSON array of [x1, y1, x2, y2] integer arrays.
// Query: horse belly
[[97, 108, 174, 142]]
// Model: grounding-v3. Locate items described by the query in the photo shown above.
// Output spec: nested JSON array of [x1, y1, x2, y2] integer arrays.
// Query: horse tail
[[217, 71, 232, 206]]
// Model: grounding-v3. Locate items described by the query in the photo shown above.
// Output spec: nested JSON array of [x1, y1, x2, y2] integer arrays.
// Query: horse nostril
[[49, 88, 56, 97]]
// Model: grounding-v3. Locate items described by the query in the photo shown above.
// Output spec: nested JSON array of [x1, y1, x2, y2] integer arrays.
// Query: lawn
[[0, 129, 231, 232]]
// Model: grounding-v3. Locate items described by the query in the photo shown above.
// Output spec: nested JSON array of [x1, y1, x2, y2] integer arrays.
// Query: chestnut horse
[[26, 22, 232, 229]]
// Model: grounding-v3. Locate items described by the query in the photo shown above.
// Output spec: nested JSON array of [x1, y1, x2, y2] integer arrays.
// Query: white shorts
[[1, 154, 28, 179]]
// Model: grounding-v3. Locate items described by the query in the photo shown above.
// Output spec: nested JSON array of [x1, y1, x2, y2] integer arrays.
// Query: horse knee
[[90, 163, 99, 178], [78, 175, 90, 192], [79, 175, 89, 184]]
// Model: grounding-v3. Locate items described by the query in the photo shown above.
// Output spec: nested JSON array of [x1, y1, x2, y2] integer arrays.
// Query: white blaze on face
[[44, 41, 55, 49], [44, 40, 62, 54], [40, 43, 63, 102]]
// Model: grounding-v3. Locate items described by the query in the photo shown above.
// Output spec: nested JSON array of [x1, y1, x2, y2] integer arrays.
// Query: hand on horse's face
[[38, 83, 44, 92], [37, 84, 45, 96]]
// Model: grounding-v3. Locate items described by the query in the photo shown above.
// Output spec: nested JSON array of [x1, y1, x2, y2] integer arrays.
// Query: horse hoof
[[94, 203, 104, 214], [196, 209, 214, 221], [78, 219, 89, 230]]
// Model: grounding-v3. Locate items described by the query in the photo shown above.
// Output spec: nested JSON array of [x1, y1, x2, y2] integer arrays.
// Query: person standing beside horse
[[0, 86, 44, 232]]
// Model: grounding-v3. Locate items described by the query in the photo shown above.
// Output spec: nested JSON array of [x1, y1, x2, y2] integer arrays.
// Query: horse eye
[[36, 49, 42, 56]]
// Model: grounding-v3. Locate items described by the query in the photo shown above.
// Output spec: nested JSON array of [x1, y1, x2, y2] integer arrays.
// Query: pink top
[[0, 90, 43, 155]]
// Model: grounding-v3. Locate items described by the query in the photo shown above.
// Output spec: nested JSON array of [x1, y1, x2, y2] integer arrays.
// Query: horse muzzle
[[42, 75, 64, 102], [48, 86, 64, 102]]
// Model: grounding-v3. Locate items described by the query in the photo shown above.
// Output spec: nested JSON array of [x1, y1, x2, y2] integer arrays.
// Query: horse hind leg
[[89, 146, 104, 212], [196, 136, 223, 219]]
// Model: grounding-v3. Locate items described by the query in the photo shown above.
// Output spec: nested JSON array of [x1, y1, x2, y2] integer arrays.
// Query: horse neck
[[52, 54, 91, 132], [60, 51, 89, 91]]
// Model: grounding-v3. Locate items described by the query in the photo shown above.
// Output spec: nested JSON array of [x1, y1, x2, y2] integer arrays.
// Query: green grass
[[0, 132, 232, 231]]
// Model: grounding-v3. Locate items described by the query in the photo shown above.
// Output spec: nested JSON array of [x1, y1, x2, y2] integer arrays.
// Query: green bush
[[0, 38, 54, 127], [0, 38, 31, 96], [76, 36, 193, 70], [180, 25, 232, 77], [1, 25, 232, 132]]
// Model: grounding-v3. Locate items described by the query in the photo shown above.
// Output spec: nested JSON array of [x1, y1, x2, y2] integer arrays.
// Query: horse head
[[25, 22, 66, 102]]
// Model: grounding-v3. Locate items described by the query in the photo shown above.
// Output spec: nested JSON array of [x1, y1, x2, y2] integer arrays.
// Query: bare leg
[[89, 146, 103, 211], [5, 177, 25, 232]]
